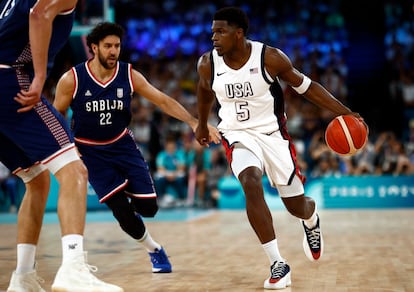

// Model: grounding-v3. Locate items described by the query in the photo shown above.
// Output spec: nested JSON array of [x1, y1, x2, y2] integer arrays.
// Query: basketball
[[324, 115, 368, 156]]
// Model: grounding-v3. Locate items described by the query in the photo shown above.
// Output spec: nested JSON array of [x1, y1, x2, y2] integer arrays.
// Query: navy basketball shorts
[[76, 133, 156, 203], [0, 70, 75, 172]]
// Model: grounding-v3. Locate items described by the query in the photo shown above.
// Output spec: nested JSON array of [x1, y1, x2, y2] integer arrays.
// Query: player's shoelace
[[151, 250, 167, 264], [304, 226, 321, 249], [32, 274, 45, 286], [86, 263, 98, 273], [269, 262, 289, 282]]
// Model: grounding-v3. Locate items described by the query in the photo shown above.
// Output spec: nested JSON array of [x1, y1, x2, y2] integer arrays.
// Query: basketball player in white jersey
[[195, 7, 364, 290]]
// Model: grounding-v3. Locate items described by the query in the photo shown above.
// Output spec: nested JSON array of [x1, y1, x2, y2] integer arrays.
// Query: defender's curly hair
[[86, 22, 125, 53]]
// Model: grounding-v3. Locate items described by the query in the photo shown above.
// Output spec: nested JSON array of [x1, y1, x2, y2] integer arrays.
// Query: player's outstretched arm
[[266, 46, 359, 119], [132, 68, 221, 145]]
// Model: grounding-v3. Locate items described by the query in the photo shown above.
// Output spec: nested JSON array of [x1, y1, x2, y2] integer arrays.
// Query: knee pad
[[131, 197, 159, 217], [105, 193, 146, 239]]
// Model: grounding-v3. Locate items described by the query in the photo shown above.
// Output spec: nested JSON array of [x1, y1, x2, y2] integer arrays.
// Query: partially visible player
[[195, 7, 363, 289], [0, 0, 123, 291], [53, 22, 220, 273]]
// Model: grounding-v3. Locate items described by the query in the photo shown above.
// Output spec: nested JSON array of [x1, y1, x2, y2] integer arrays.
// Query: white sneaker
[[302, 214, 324, 261], [7, 270, 45, 292], [263, 261, 291, 290], [51, 252, 124, 292]]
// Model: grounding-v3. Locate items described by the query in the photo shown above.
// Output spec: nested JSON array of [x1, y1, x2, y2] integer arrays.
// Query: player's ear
[[91, 43, 98, 55], [236, 27, 244, 38]]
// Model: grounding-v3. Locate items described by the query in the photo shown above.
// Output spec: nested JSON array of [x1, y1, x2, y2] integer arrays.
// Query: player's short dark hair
[[86, 22, 125, 52], [213, 7, 249, 35]]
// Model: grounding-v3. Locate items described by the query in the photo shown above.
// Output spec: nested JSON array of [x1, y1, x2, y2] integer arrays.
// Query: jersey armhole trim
[[261, 44, 273, 85], [209, 51, 214, 89]]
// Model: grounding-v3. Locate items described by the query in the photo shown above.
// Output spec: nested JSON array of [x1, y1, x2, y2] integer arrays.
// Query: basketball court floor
[[1, 208, 413, 291]]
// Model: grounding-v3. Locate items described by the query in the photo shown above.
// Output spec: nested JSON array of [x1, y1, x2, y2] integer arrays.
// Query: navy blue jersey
[[70, 62, 157, 201], [0, 0, 74, 71], [70, 61, 134, 142]]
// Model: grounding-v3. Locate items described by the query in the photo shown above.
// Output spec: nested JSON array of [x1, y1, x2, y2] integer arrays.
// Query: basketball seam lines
[[337, 116, 357, 154]]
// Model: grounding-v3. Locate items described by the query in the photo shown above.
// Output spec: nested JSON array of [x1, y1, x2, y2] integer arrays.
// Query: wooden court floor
[[1, 209, 413, 291]]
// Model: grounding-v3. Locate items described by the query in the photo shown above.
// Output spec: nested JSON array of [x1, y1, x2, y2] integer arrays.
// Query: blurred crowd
[[2, 0, 414, 212]]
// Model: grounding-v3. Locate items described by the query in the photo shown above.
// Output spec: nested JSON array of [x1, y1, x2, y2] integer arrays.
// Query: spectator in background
[[185, 137, 212, 208], [0, 162, 19, 213], [207, 147, 230, 208], [406, 119, 414, 166], [155, 136, 188, 207], [320, 63, 347, 102], [348, 139, 377, 175], [392, 141, 414, 175], [130, 98, 162, 173], [308, 130, 342, 178], [310, 153, 341, 178], [319, 63, 348, 124], [400, 67, 414, 141], [374, 131, 398, 174], [373, 131, 413, 175]]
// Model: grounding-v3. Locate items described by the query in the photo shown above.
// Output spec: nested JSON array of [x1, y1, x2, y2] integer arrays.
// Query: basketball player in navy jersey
[[195, 7, 364, 289], [0, 1, 124, 292], [53, 22, 221, 274]]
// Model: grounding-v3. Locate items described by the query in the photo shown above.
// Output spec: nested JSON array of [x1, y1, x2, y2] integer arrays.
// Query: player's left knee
[[132, 198, 159, 217]]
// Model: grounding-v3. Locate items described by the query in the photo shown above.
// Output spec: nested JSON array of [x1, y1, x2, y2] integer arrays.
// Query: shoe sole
[[263, 272, 292, 290], [52, 287, 123, 292], [8, 288, 46, 292], [152, 268, 172, 273], [52, 287, 95, 292]]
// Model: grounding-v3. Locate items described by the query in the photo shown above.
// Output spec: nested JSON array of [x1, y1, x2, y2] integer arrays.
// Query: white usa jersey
[[211, 40, 286, 134]]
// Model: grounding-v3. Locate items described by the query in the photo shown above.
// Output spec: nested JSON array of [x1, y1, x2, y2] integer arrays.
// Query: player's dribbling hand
[[346, 111, 368, 131]]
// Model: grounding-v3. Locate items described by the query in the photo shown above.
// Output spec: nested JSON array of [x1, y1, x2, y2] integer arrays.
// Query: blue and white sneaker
[[148, 247, 172, 273]]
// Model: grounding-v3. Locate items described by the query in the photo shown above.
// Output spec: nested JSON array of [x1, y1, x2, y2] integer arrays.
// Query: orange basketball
[[324, 115, 368, 156]]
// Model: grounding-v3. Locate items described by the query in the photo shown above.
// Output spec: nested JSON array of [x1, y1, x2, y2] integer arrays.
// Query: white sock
[[137, 230, 161, 252], [303, 206, 318, 229], [16, 244, 36, 274], [61, 234, 84, 263], [262, 239, 284, 264]]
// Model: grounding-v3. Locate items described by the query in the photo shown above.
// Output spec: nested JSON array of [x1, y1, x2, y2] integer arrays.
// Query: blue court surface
[[0, 208, 216, 225]]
